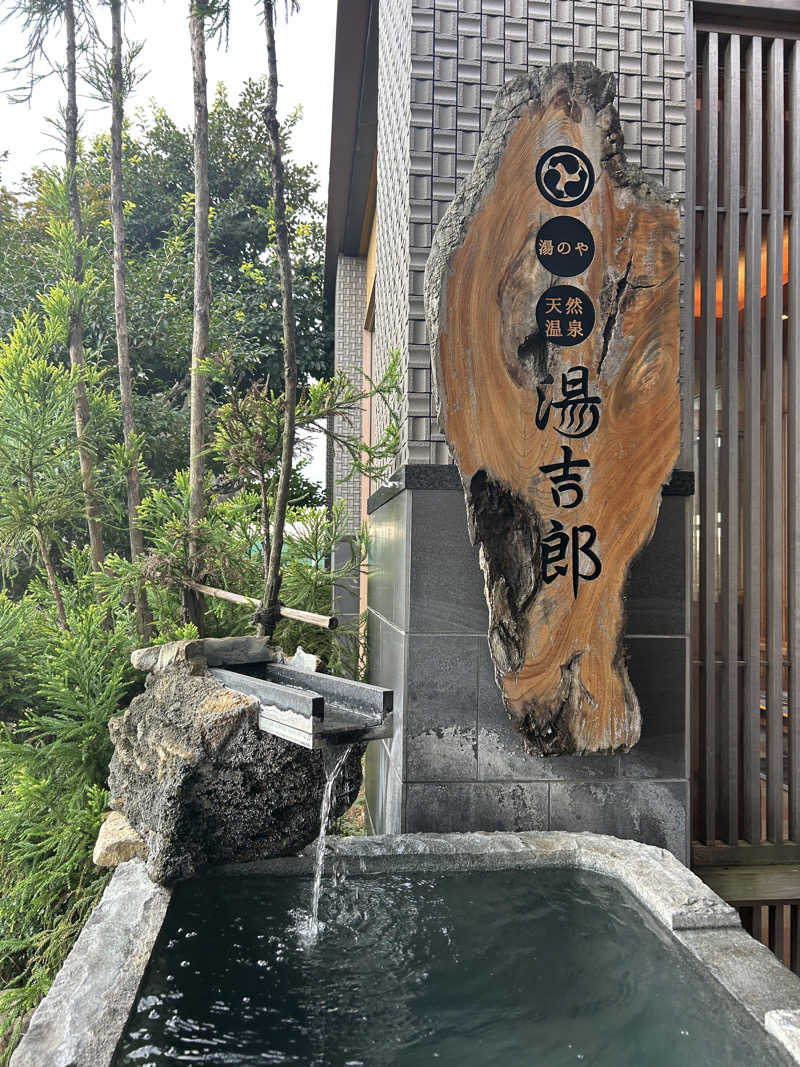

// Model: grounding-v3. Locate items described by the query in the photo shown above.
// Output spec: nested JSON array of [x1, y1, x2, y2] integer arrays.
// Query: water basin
[[12, 833, 800, 1067], [114, 866, 790, 1066]]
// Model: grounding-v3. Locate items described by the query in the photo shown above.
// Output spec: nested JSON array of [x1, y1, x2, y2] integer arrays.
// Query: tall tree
[[108, 0, 151, 638], [257, 0, 299, 637], [184, 0, 212, 632], [65, 0, 105, 571], [4, 0, 105, 570]]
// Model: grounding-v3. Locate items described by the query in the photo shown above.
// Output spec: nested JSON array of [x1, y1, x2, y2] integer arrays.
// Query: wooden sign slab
[[424, 64, 680, 756]]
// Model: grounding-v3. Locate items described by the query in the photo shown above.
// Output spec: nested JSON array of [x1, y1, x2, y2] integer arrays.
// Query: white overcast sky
[[0, 0, 337, 488], [0, 1, 337, 189]]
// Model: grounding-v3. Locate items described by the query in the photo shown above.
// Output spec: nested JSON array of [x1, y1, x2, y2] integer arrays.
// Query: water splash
[[301, 744, 352, 945]]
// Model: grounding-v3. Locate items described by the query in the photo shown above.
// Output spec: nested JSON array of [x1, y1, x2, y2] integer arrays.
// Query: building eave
[[324, 0, 378, 307]]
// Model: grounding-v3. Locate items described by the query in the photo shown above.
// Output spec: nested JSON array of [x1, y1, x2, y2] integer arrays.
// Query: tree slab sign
[[424, 64, 679, 757]]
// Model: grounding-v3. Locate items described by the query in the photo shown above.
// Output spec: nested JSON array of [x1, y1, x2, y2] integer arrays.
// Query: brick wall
[[333, 255, 368, 533], [374, 0, 687, 467], [374, 0, 414, 468]]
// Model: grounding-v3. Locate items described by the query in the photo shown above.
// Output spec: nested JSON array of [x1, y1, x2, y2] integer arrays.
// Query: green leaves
[[274, 501, 369, 679], [0, 596, 42, 720], [0, 311, 83, 568], [0, 596, 135, 1058]]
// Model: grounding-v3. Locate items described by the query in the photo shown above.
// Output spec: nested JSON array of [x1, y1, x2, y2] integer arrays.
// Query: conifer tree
[[4, 0, 106, 571], [184, 0, 214, 632], [257, 0, 300, 637], [0, 312, 82, 630]]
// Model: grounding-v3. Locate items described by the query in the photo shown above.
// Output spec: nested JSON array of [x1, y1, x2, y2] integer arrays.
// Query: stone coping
[[366, 464, 694, 515], [11, 831, 800, 1066], [10, 860, 170, 1067]]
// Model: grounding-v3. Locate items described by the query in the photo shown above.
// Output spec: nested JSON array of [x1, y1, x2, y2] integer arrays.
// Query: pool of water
[[114, 867, 788, 1066]]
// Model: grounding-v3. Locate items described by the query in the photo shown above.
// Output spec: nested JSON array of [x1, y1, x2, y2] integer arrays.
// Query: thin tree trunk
[[110, 0, 152, 641], [259, 0, 298, 638], [258, 472, 272, 598], [35, 527, 69, 631], [65, 0, 105, 572], [185, 1, 210, 634]]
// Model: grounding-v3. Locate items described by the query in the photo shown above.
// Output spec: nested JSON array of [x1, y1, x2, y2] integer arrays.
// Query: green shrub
[[273, 501, 368, 679], [0, 595, 43, 723], [0, 602, 135, 1059]]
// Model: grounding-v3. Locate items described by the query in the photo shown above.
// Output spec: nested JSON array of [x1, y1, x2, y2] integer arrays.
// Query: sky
[[0, 0, 338, 486], [0, 1, 336, 188]]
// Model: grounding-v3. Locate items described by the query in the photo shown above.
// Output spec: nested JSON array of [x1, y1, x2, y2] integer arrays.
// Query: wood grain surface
[[425, 65, 679, 755]]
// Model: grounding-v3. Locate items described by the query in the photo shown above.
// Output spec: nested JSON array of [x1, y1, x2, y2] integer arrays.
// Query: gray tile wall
[[373, 0, 687, 468], [333, 255, 368, 533], [365, 479, 690, 861], [374, 0, 413, 469]]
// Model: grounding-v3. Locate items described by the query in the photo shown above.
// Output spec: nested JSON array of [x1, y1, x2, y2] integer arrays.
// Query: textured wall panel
[[333, 255, 368, 533], [374, 0, 687, 467], [374, 0, 413, 462]]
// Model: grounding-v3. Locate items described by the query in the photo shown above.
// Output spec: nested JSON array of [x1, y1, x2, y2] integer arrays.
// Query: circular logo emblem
[[535, 146, 595, 207], [535, 285, 595, 347], [535, 217, 595, 277]]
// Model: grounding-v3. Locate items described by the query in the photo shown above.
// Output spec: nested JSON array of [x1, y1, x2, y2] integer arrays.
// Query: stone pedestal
[[364, 465, 691, 863]]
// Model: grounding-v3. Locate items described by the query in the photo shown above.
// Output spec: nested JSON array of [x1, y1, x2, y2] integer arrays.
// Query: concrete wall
[[365, 468, 691, 863]]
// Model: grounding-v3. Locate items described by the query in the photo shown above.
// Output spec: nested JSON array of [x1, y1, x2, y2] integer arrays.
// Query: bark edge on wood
[[424, 63, 680, 756]]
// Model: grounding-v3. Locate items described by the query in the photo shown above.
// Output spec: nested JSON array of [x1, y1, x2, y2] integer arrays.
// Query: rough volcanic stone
[[92, 811, 146, 867], [108, 664, 362, 884]]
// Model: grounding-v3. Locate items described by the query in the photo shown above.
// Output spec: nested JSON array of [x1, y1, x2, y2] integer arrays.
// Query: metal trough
[[209, 664, 394, 750]]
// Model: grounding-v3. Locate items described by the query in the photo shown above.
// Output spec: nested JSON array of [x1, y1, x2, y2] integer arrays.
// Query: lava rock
[[107, 663, 362, 885]]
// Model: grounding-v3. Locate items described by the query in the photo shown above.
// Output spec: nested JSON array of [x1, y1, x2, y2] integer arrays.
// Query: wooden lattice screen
[[689, 4, 800, 968]]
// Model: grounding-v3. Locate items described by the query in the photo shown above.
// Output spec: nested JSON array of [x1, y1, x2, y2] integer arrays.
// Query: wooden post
[[425, 64, 680, 756]]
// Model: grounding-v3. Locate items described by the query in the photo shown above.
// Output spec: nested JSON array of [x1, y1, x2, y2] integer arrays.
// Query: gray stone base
[[10, 861, 171, 1067], [365, 467, 691, 862], [14, 834, 800, 1067]]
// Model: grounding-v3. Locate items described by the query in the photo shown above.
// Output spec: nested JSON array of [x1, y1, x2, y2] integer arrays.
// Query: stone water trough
[[12, 639, 800, 1066], [12, 833, 800, 1066]]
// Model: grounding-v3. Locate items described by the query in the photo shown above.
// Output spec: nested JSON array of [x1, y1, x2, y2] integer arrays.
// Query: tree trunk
[[425, 66, 680, 756], [185, 1, 210, 634], [259, 0, 298, 638], [35, 527, 69, 631], [110, 0, 152, 641], [258, 472, 272, 597], [65, 0, 105, 572]]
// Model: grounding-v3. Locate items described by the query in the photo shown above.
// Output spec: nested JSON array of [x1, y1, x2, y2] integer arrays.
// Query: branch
[[184, 578, 338, 630]]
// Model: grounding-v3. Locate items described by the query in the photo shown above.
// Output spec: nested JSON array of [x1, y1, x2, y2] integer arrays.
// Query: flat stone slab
[[768, 1011, 800, 1063], [11, 832, 800, 1066], [130, 638, 323, 676], [10, 860, 170, 1067]]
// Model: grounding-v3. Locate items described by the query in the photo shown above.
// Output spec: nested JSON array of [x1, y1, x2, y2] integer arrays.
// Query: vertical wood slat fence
[[691, 16, 800, 973]]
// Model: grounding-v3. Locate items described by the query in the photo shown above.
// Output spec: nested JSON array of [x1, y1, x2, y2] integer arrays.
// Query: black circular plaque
[[535, 285, 595, 347], [535, 216, 595, 276], [535, 146, 595, 207]]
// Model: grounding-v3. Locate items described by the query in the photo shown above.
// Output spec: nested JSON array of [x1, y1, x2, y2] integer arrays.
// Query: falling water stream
[[304, 744, 352, 943]]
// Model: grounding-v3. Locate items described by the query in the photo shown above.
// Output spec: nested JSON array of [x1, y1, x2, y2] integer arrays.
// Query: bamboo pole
[[184, 580, 339, 631]]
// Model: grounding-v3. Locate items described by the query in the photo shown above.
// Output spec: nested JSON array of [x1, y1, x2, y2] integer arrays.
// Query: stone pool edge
[[10, 860, 171, 1067], [10, 830, 800, 1066]]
